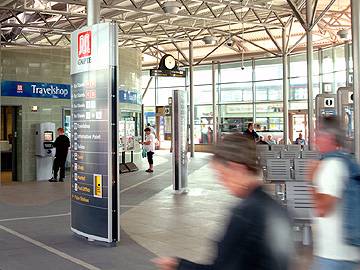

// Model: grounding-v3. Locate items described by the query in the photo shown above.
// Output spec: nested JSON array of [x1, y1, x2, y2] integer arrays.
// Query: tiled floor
[[0, 151, 313, 270]]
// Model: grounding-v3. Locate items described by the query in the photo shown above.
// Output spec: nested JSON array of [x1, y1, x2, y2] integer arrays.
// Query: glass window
[[143, 87, 155, 106], [256, 80, 283, 101], [335, 71, 346, 89], [220, 61, 252, 83], [220, 82, 252, 103], [255, 58, 283, 80], [194, 105, 214, 144], [334, 45, 346, 71], [193, 66, 212, 85], [194, 85, 212, 104], [156, 87, 174, 106], [290, 51, 319, 77]]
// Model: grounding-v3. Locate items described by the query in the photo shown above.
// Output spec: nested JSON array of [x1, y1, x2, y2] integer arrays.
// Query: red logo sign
[[78, 31, 91, 58], [16, 84, 23, 93]]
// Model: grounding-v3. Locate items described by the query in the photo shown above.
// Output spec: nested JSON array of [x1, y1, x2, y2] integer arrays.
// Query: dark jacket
[[178, 187, 294, 270], [53, 135, 70, 158], [243, 129, 259, 140]]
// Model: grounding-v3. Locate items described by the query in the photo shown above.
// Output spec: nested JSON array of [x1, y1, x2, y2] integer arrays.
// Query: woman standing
[[142, 127, 156, 173]]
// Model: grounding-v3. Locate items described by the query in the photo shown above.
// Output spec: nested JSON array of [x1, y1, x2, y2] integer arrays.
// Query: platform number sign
[[324, 97, 335, 108]]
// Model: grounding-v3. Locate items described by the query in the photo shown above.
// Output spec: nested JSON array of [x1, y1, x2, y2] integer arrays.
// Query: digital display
[[44, 131, 53, 142]]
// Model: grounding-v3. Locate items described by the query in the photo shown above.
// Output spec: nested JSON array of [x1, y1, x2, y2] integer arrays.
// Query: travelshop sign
[[1, 80, 71, 99]]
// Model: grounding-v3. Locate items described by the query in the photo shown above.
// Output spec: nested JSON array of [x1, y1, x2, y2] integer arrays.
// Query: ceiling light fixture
[[202, 36, 217, 45], [161, 1, 182, 14]]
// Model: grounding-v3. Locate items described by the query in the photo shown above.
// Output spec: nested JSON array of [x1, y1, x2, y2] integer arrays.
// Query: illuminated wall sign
[[1, 80, 70, 99]]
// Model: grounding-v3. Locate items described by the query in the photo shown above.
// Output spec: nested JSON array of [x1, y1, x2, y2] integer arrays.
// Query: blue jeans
[[311, 256, 359, 270]]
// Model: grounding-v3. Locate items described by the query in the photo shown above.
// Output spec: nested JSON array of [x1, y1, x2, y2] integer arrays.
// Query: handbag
[[142, 147, 147, 158]]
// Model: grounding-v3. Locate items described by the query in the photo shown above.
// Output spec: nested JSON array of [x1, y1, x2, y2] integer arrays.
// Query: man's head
[[57, 128, 64, 135], [144, 127, 151, 135], [267, 134, 273, 140], [247, 123, 254, 131], [212, 133, 260, 198], [315, 116, 345, 153], [298, 133, 303, 139]]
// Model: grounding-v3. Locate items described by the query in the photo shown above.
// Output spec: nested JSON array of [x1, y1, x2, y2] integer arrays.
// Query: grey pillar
[[332, 47, 336, 93], [306, 0, 314, 150], [189, 41, 195, 157], [252, 58, 256, 123], [345, 41, 350, 87], [87, 0, 100, 26], [212, 61, 217, 143], [282, 28, 289, 145], [319, 48, 323, 92], [351, 0, 360, 161]]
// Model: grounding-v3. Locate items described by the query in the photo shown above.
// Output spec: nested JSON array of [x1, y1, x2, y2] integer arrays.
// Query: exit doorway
[[289, 110, 308, 144], [1, 106, 21, 184]]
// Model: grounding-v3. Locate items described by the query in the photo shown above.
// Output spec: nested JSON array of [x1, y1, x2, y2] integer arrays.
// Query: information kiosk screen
[[44, 131, 54, 142]]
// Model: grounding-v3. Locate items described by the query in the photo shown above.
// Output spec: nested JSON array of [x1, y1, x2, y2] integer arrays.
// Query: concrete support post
[[87, 0, 100, 26], [306, 0, 315, 150], [189, 41, 195, 157], [282, 28, 289, 145], [252, 58, 256, 123], [345, 41, 350, 87], [351, 0, 360, 161], [212, 61, 217, 143]]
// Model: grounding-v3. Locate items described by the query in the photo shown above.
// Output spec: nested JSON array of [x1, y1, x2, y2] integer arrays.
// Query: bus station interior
[[0, 0, 359, 269]]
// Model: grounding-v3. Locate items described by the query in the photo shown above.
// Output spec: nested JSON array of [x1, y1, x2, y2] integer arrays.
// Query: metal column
[[306, 0, 314, 150], [282, 28, 289, 145], [252, 58, 256, 123], [189, 41, 195, 157], [345, 41, 350, 87], [319, 48, 323, 92], [212, 61, 217, 143], [351, 0, 360, 161], [87, 0, 100, 26]]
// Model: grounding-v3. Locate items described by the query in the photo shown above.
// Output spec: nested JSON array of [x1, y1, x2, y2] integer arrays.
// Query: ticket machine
[[315, 93, 337, 127], [337, 87, 354, 152], [35, 122, 55, 180]]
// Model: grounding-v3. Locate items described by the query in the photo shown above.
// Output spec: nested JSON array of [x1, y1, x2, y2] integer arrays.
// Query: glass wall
[[142, 43, 350, 144]]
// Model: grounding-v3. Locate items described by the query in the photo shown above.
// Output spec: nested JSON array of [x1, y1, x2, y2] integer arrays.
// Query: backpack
[[322, 151, 360, 246]]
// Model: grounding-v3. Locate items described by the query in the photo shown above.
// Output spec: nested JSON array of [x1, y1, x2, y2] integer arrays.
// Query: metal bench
[[301, 150, 321, 160], [265, 159, 291, 182], [286, 182, 314, 245], [294, 159, 313, 181], [287, 145, 302, 152], [280, 150, 301, 160], [259, 151, 280, 167], [256, 145, 270, 159], [270, 144, 286, 153]]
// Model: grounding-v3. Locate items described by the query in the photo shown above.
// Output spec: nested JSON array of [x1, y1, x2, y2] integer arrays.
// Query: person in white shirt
[[142, 127, 156, 173], [310, 117, 360, 270]]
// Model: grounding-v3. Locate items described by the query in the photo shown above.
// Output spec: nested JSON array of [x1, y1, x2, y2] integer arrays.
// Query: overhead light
[[161, 1, 182, 14], [337, 29, 350, 39], [226, 38, 233, 47], [202, 36, 217, 45]]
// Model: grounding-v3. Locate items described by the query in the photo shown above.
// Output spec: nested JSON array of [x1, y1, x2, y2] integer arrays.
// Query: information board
[[70, 23, 119, 243], [172, 89, 188, 192]]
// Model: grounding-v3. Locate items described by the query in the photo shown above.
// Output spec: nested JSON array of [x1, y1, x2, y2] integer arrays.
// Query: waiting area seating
[[256, 144, 319, 245]]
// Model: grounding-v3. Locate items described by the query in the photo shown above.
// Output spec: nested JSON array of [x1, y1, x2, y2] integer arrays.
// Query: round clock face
[[164, 55, 176, 70]]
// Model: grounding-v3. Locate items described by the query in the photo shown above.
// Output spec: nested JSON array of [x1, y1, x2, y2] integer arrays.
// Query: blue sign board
[[119, 89, 140, 104], [1, 80, 71, 99]]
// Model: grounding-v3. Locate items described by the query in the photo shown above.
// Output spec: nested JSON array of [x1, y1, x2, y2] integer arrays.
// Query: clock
[[164, 54, 176, 70]]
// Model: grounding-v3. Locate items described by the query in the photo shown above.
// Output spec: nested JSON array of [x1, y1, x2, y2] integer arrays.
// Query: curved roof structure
[[0, 0, 351, 67]]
